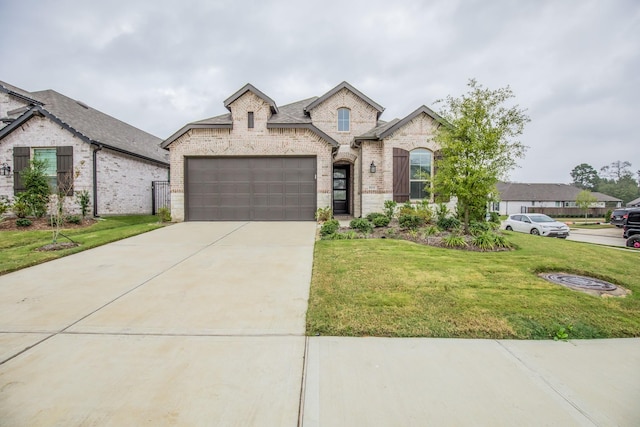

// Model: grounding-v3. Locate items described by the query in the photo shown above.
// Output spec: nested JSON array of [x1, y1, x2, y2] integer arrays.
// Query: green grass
[[307, 232, 640, 339], [0, 215, 166, 275]]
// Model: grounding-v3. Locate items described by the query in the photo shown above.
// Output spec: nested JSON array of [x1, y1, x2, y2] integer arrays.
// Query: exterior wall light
[[0, 163, 11, 176], [369, 161, 376, 173]]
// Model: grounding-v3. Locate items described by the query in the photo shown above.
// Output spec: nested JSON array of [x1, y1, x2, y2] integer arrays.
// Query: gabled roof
[[304, 81, 384, 118], [162, 96, 339, 149], [352, 105, 446, 146], [626, 196, 640, 207], [0, 80, 43, 105], [496, 182, 622, 202], [224, 83, 279, 114], [0, 83, 168, 165]]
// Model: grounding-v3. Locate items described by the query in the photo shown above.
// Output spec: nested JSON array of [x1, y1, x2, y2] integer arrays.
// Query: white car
[[503, 214, 570, 238]]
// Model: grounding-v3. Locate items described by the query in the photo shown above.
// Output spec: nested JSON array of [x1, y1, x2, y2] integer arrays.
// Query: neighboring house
[[627, 196, 640, 208], [0, 80, 169, 216], [162, 81, 445, 221], [495, 182, 622, 216]]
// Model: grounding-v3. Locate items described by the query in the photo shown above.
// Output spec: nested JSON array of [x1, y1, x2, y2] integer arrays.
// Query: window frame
[[248, 111, 254, 129], [337, 108, 350, 132], [33, 147, 58, 191], [409, 148, 433, 200]]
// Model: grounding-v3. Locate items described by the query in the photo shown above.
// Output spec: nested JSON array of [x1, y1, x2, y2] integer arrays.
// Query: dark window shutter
[[13, 147, 30, 193], [57, 146, 74, 195], [393, 148, 409, 202]]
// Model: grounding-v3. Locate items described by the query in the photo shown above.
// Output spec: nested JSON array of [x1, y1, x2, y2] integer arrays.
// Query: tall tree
[[433, 79, 530, 233], [600, 160, 632, 181], [570, 163, 599, 190]]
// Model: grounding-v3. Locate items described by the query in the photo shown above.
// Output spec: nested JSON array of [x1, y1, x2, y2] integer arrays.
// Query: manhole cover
[[540, 273, 617, 291]]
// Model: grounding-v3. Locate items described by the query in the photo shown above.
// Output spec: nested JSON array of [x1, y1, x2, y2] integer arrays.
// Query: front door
[[333, 166, 349, 214]]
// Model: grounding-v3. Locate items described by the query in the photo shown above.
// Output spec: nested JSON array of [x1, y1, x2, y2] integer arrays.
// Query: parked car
[[622, 208, 640, 239], [627, 235, 640, 248], [503, 214, 570, 238], [610, 208, 629, 227]]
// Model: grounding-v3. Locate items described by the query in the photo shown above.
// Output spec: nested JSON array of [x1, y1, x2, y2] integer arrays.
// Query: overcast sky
[[1, 0, 638, 183]]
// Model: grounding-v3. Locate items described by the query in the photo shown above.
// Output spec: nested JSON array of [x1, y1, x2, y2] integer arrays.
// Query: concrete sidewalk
[[302, 337, 640, 426]]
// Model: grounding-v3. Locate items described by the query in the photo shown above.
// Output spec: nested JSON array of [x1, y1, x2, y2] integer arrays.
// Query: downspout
[[92, 144, 102, 217]]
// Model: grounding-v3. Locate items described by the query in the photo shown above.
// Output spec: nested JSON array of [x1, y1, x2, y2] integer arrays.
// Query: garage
[[185, 157, 317, 221]]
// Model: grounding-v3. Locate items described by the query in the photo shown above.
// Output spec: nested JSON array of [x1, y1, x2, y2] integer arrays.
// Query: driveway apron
[[0, 222, 316, 426]]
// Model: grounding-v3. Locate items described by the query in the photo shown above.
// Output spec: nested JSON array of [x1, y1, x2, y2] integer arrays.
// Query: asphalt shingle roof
[[1, 81, 167, 164], [497, 182, 622, 202]]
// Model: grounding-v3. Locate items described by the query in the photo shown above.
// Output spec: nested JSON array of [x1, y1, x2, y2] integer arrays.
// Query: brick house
[[0, 81, 169, 216], [163, 82, 445, 221]]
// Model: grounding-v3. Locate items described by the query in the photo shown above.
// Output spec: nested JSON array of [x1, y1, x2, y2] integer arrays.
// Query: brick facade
[[0, 111, 168, 216], [165, 83, 447, 220]]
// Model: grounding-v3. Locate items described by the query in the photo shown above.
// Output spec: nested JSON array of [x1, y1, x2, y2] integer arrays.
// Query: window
[[33, 148, 57, 190], [337, 108, 350, 132], [409, 148, 432, 199], [248, 112, 254, 129]]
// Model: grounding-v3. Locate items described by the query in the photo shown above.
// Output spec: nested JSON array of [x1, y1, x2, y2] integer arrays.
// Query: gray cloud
[[1, 0, 638, 183]]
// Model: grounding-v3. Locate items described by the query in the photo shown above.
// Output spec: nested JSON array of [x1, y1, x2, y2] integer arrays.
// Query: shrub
[[315, 206, 333, 222], [421, 225, 439, 239], [11, 197, 30, 218], [435, 203, 450, 223], [66, 215, 82, 224], [488, 211, 501, 224], [443, 234, 468, 248], [320, 219, 340, 236], [472, 232, 496, 250], [75, 190, 91, 218], [323, 230, 358, 240], [398, 201, 415, 217], [366, 212, 386, 222], [157, 206, 172, 223], [469, 221, 492, 236], [605, 210, 612, 222], [437, 216, 460, 231], [492, 233, 512, 249], [415, 202, 434, 223], [398, 214, 424, 230], [16, 218, 32, 227], [372, 215, 390, 227], [0, 196, 11, 217], [383, 200, 397, 219], [350, 218, 373, 234]]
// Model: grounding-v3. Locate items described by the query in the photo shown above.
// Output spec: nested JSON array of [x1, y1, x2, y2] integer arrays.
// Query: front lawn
[[307, 232, 640, 339], [0, 215, 166, 275]]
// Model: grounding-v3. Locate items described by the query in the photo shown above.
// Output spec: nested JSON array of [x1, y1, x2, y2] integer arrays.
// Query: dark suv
[[610, 208, 628, 227], [623, 208, 640, 239]]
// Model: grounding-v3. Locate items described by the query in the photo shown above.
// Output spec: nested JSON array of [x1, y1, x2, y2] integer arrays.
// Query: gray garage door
[[185, 157, 317, 221]]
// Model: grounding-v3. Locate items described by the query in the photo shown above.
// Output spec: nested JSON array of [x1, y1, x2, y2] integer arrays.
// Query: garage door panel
[[186, 157, 316, 221]]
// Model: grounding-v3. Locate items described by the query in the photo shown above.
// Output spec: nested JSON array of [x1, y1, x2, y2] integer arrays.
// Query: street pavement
[[0, 222, 638, 426]]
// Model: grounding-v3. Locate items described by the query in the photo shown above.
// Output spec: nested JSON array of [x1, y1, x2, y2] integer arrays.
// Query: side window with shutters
[[13, 147, 30, 193]]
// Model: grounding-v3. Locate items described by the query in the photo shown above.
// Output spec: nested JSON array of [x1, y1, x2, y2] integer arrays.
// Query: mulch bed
[[0, 216, 96, 232]]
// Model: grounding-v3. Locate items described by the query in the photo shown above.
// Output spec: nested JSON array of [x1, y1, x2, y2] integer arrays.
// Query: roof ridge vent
[[75, 100, 90, 109]]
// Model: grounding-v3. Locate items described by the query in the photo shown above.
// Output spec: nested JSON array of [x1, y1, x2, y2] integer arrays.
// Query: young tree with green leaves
[[17, 158, 51, 218], [433, 79, 530, 233], [575, 189, 597, 221]]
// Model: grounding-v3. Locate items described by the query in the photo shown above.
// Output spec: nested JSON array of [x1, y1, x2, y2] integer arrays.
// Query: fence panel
[[152, 181, 170, 215]]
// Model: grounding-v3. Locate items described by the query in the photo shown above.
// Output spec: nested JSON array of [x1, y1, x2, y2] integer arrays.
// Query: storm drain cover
[[541, 273, 617, 291]]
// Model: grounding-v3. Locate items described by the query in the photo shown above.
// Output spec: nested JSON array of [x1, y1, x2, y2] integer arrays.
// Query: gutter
[[92, 144, 102, 217]]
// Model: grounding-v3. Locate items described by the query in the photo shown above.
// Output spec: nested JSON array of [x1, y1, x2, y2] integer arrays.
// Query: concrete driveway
[[0, 222, 315, 426]]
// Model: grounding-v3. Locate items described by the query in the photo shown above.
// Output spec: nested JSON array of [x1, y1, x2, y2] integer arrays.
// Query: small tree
[[575, 189, 597, 221], [50, 167, 79, 243], [18, 158, 50, 217], [433, 79, 530, 233]]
